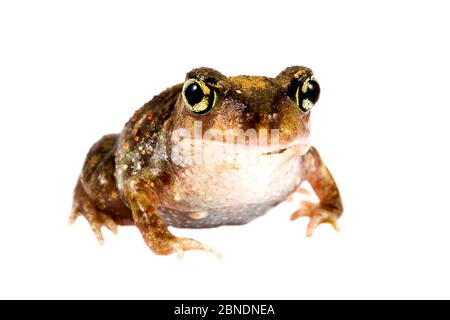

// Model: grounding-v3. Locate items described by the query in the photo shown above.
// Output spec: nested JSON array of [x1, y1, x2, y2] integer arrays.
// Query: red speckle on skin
[[147, 113, 154, 121]]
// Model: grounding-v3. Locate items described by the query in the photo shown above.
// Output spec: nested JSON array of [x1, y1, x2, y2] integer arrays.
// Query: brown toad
[[71, 66, 343, 257]]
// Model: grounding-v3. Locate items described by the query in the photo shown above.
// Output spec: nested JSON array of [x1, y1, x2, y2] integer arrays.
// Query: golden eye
[[182, 79, 217, 115], [293, 77, 320, 112]]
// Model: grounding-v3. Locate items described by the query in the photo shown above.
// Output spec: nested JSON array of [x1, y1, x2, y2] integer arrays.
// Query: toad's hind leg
[[70, 134, 133, 244], [70, 180, 118, 245]]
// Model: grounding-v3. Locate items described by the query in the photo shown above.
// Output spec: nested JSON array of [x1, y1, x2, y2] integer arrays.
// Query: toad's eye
[[182, 79, 217, 115], [291, 77, 320, 112]]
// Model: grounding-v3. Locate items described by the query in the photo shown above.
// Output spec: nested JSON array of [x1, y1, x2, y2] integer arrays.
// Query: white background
[[1, 0, 449, 299]]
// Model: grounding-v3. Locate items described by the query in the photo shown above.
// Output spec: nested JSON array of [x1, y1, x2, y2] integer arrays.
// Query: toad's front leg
[[124, 177, 221, 259], [291, 146, 343, 237]]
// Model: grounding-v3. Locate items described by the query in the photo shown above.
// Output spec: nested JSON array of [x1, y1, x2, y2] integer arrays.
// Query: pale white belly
[[159, 147, 304, 228]]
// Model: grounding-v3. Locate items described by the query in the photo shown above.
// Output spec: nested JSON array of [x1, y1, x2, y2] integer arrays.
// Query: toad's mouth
[[259, 141, 309, 157], [261, 147, 288, 155], [173, 134, 310, 158]]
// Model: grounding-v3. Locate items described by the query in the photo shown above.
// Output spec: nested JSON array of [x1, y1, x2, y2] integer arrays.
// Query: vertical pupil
[[185, 83, 205, 105]]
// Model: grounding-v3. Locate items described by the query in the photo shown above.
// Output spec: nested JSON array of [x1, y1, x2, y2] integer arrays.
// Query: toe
[[297, 188, 312, 196], [176, 238, 223, 260], [330, 220, 340, 232], [300, 200, 316, 209], [99, 212, 119, 234], [68, 210, 81, 225], [290, 208, 314, 221], [91, 223, 105, 245], [306, 215, 321, 237]]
